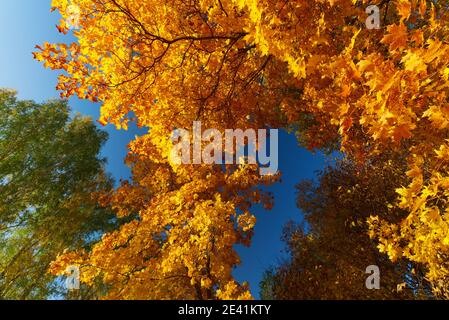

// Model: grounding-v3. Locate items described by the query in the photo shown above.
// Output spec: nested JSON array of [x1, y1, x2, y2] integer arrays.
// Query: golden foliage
[[37, 0, 449, 298]]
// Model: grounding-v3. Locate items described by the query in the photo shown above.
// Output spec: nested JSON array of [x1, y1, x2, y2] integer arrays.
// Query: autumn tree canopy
[[35, 0, 449, 299], [261, 155, 433, 300]]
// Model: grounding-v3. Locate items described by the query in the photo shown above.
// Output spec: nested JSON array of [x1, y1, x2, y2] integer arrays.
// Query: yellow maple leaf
[[381, 23, 408, 51]]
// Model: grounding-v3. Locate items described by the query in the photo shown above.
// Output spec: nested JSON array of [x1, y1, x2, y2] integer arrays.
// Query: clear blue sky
[[0, 1, 328, 299]]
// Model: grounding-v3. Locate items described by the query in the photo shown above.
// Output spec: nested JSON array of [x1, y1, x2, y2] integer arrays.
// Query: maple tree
[[261, 155, 433, 300], [35, 0, 449, 298]]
